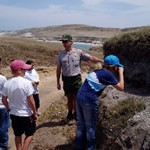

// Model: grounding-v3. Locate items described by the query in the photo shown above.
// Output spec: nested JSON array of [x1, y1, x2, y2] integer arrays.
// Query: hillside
[[0, 37, 103, 75], [0, 37, 63, 67], [0, 24, 147, 43]]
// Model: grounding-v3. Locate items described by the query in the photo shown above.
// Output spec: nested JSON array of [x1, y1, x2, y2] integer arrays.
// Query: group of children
[[0, 59, 40, 150]]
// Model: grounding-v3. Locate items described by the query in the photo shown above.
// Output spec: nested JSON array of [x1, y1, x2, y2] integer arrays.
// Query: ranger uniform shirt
[[56, 48, 91, 77]]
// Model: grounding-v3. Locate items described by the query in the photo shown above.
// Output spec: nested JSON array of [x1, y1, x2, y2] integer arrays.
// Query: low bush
[[103, 27, 150, 90]]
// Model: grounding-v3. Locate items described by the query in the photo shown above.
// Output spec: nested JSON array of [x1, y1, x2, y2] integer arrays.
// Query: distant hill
[[0, 24, 148, 43]]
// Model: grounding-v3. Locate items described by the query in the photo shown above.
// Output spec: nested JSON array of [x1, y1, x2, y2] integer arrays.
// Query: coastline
[[41, 40, 103, 50]]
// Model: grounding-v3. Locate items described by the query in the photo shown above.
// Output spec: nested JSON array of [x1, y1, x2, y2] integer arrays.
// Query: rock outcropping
[[98, 88, 150, 150]]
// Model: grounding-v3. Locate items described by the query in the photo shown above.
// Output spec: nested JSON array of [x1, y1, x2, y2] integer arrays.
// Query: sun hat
[[10, 60, 32, 71], [104, 55, 123, 67], [60, 34, 73, 41]]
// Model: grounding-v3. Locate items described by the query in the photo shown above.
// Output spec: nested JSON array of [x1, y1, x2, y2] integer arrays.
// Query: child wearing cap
[[74, 55, 124, 150], [2, 60, 37, 150]]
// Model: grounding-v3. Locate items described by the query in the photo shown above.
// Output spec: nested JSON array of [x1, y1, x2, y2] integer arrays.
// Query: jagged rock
[[99, 87, 150, 150], [120, 103, 150, 150]]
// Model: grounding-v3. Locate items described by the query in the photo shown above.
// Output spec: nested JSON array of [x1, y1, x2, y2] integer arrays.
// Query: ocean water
[[48, 41, 93, 50], [73, 42, 93, 50]]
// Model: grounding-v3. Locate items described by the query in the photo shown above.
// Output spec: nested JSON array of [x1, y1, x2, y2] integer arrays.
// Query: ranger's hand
[[57, 82, 61, 90]]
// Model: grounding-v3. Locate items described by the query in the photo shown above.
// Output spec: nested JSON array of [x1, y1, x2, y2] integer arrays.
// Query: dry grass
[[0, 37, 103, 67], [0, 37, 63, 67], [0, 37, 104, 78], [37, 97, 76, 139], [32, 98, 76, 150]]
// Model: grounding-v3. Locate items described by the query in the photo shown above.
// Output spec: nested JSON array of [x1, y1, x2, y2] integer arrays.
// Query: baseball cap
[[10, 60, 32, 71], [104, 55, 123, 67], [60, 34, 73, 41]]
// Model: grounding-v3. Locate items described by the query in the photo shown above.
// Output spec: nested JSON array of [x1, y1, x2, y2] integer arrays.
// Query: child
[[2, 60, 37, 150], [74, 55, 124, 150], [0, 57, 10, 150], [24, 60, 41, 116]]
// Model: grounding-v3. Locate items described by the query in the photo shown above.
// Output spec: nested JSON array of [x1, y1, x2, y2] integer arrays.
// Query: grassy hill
[[1, 24, 148, 43], [0, 37, 63, 67], [0, 37, 104, 79], [0, 24, 149, 74]]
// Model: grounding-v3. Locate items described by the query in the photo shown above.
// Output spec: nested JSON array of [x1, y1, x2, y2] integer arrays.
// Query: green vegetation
[[103, 27, 150, 63], [103, 27, 150, 89], [96, 97, 145, 149]]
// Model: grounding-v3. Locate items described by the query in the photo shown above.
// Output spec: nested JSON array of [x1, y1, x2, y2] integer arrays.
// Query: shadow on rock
[[124, 86, 150, 96]]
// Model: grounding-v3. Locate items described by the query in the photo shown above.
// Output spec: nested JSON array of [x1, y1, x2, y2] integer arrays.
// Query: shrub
[[103, 27, 150, 90]]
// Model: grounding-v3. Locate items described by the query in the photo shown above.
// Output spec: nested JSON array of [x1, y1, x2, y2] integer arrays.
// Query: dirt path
[[38, 75, 64, 113], [8, 73, 64, 150]]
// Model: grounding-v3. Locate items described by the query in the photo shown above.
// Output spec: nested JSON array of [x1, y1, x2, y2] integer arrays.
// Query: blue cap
[[104, 55, 123, 67]]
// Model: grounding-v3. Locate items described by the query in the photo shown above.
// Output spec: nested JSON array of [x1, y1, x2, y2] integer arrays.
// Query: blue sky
[[0, 0, 150, 31]]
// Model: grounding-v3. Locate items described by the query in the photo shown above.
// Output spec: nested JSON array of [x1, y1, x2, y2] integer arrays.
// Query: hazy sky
[[0, 0, 150, 31]]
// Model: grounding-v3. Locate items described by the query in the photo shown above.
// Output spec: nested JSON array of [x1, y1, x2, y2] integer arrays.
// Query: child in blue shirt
[[74, 55, 124, 150]]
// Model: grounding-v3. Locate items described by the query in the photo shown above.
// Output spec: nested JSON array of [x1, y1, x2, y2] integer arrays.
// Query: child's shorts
[[10, 114, 36, 136]]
